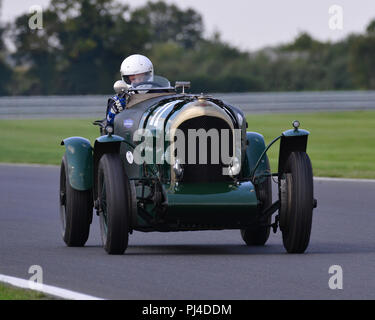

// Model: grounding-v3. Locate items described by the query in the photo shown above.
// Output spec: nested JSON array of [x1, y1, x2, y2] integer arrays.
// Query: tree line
[[0, 0, 374, 95]]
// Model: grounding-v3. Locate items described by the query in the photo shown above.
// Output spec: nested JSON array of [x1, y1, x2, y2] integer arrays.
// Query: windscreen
[[131, 75, 172, 91]]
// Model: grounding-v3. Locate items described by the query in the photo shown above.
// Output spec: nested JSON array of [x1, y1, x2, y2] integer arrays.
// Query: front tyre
[[60, 155, 92, 247], [98, 154, 130, 255], [280, 152, 314, 254]]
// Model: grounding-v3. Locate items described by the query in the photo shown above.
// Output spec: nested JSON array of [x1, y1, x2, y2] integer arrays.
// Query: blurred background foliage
[[0, 0, 375, 95]]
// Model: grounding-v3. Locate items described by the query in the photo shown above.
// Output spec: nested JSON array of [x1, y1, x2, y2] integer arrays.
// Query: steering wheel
[[133, 81, 161, 89]]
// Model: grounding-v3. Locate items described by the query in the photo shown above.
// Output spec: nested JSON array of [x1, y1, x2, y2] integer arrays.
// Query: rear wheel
[[241, 157, 272, 246], [279, 152, 314, 254], [59, 155, 92, 247], [98, 153, 130, 255]]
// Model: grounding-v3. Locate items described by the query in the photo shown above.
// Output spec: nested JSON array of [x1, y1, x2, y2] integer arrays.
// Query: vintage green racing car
[[59, 77, 317, 255]]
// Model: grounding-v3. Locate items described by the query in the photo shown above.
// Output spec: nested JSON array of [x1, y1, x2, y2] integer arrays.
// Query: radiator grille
[[177, 116, 233, 183]]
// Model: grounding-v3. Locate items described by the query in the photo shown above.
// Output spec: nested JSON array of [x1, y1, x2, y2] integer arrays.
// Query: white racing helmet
[[120, 54, 154, 86]]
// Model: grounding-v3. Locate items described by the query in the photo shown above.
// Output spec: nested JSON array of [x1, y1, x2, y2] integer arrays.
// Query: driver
[[121, 54, 154, 87], [106, 54, 154, 126]]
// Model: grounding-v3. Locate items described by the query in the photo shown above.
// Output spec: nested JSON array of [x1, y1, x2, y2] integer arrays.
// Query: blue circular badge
[[123, 119, 134, 129]]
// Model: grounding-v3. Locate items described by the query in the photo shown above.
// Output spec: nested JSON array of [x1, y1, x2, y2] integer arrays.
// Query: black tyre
[[59, 155, 92, 247], [98, 153, 130, 255], [280, 152, 314, 254], [241, 157, 272, 246]]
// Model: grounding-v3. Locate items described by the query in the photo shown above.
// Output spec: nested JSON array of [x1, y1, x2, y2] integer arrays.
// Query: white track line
[[0, 274, 103, 300]]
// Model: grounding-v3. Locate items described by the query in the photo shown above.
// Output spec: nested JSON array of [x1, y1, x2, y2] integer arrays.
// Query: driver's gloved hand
[[110, 95, 126, 114], [106, 95, 126, 126]]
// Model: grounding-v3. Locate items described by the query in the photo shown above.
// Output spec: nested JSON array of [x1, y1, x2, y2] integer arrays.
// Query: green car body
[[61, 92, 310, 233]]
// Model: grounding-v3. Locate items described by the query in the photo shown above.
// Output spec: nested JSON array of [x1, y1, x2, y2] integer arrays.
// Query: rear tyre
[[98, 153, 130, 255], [280, 152, 314, 254], [241, 157, 272, 246], [59, 155, 92, 247]]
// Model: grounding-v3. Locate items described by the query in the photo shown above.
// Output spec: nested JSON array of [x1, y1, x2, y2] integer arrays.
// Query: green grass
[[246, 111, 375, 179], [0, 283, 49, 300], [0, 111, 374, 178], [0, 118, 98, 165]]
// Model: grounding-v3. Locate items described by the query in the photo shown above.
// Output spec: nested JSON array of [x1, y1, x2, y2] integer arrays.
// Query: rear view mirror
[[113, 80, 129, 94], [175, 81, 191, 94]]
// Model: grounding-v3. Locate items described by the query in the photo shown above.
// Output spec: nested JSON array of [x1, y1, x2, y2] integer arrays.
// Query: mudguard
[[278, 129, 310, 174], [243, 132, 269, 181], [61, 137, 93, 191]]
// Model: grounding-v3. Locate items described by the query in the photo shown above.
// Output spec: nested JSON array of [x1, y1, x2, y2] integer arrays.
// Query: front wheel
[[279, 152, 314, 254], [98, 153, 130, 255]]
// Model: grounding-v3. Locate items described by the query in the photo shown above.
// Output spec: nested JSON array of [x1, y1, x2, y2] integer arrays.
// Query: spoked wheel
[[241, 157, 272, 246], [98, 153, 130, 255], [59, 155, 93, 247], [279, 151, 314, 254]]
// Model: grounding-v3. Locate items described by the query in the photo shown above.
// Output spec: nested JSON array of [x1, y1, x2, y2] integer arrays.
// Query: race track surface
[[0, 164, 374, 300]]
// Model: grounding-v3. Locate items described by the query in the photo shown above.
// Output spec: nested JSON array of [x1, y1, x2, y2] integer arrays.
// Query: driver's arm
[[106, 94, 127, 126]]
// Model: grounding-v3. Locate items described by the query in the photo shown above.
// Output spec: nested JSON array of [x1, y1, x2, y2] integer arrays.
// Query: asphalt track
[[0, 164, 375, 300]]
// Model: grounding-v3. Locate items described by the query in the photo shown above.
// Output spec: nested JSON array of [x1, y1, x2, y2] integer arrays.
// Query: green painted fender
[[278, 129, 310, 174], [282, 128, 310, 137], [243, 132, 269, 180], [61, 137, 93, 191], [95, 134, 125, 144]]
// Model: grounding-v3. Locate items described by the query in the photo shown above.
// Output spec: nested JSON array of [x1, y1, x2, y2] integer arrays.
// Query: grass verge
[[246, 111, 375, 179], [0, 282, 49, 300], [0, 110, 374, 178]]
